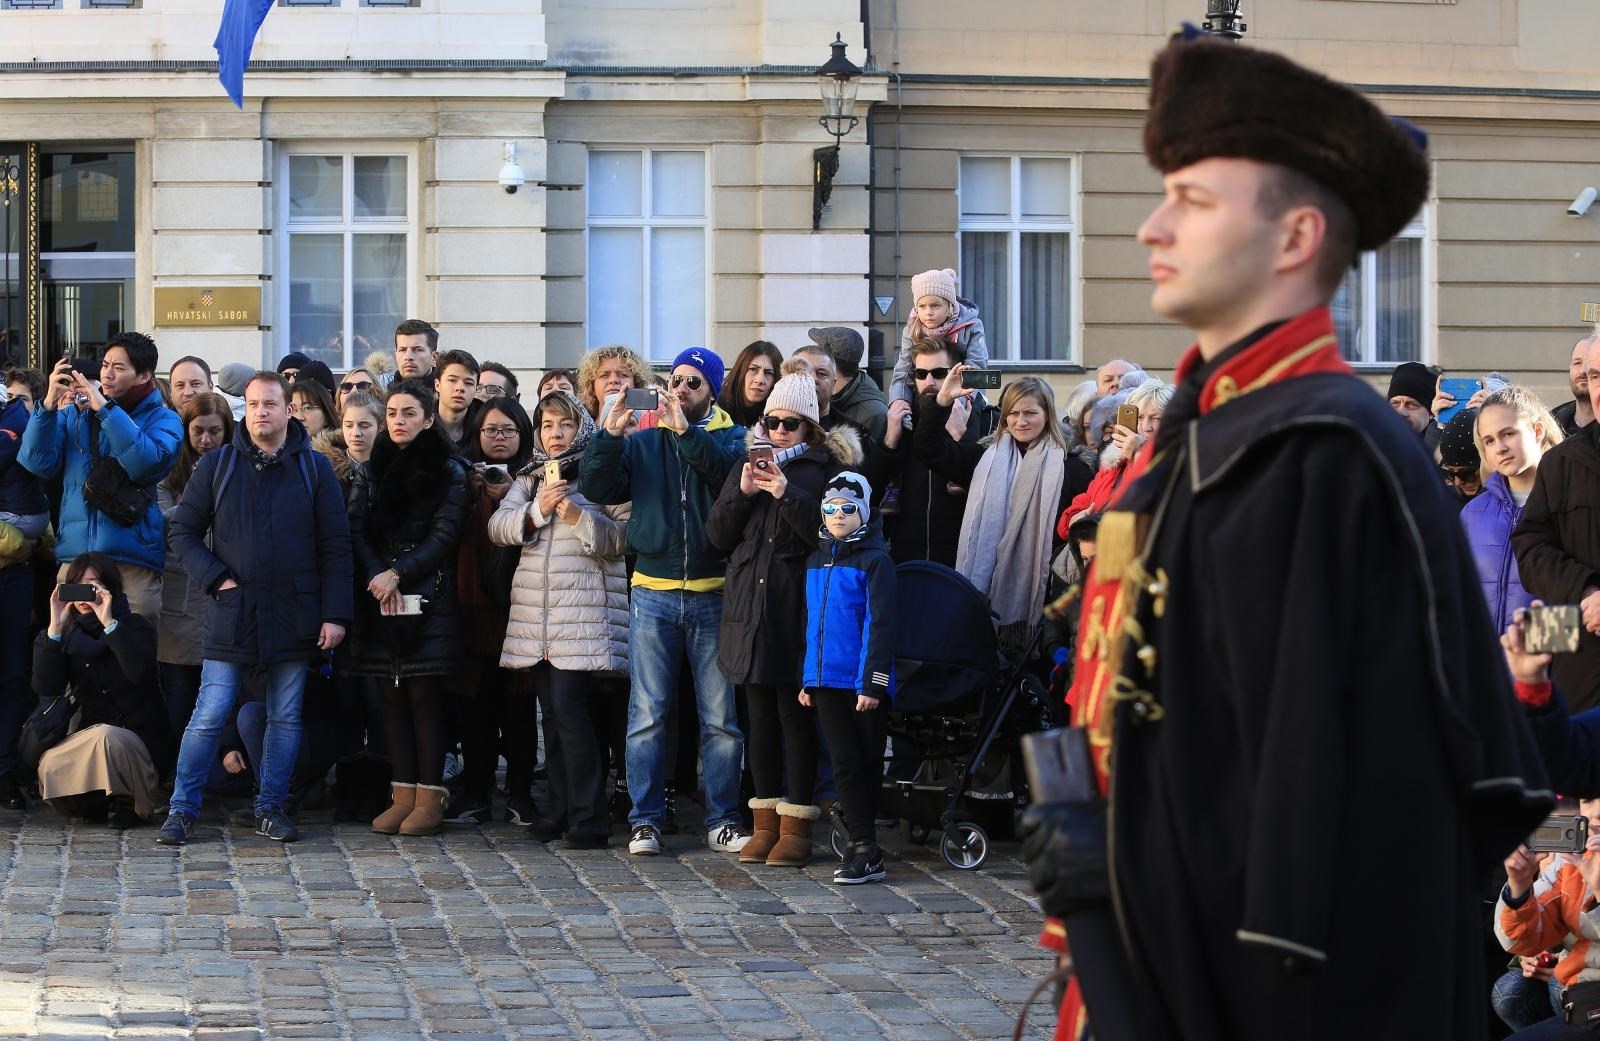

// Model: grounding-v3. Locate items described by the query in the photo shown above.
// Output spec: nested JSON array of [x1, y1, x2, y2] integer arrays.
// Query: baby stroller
[[826, 561, 1058, 870]]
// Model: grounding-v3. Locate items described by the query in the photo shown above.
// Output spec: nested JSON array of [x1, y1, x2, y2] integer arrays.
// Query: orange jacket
[[1498, 856, 1600, 987]]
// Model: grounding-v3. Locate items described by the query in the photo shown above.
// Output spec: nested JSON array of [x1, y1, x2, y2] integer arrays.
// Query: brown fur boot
[[399, 784, 448, 836], [766, 802, 820, 866], [739, 798, 782, 863], [371, 783, 416, 834]]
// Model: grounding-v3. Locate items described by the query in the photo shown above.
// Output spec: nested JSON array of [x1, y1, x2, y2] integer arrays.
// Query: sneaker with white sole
[[833, 844, 886, 885], [629, 822, 662, 856], [707, 822, 752, 853]]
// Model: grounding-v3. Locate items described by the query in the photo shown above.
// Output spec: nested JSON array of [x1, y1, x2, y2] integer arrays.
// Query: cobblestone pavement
[[0, 803, 1057, 1041]]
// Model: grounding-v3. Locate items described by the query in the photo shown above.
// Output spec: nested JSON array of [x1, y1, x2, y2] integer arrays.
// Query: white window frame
[[583, 147, 711, 362], [1339, 207, 1432, 368], [955, 154, 1082, 366], [273, 142, 419, 370]]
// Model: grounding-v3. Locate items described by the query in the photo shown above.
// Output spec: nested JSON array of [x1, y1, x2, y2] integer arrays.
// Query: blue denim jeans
[[170, 660, 306, 818], [626, 587, 743, 831]]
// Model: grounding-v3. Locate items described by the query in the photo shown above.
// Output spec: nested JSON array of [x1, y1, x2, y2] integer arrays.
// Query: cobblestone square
[[0, 805, 1056, 1040]]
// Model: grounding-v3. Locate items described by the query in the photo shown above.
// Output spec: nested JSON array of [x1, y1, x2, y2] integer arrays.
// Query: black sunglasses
[[761, 416, 804, 432], [1440, 467, 1479, 484], [912, 367, 951, 381], [340, 380, 373, 393], [670, 375, 704, 390]]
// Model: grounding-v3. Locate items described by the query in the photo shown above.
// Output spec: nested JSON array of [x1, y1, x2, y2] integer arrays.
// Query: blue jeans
[[626, 587, 743, 831], [1493, 969, 1563, 1032], [170, 660, 306, 818]]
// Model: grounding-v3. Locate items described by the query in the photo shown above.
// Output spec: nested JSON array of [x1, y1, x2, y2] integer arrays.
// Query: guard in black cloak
[[1019, 28, 1554, 1041]]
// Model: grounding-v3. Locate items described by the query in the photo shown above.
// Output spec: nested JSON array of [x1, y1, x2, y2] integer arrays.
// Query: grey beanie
[[216, 363, 254, 397], [822, 470, 872, 526], [808, 326, 866, 370]]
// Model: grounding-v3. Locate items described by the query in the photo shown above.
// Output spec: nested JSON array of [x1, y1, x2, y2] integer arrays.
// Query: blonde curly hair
[[576, 345, 653, 418]]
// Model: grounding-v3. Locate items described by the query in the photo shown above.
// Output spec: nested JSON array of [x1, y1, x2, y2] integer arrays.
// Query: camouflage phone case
[[1526, 604, 1581, 655]]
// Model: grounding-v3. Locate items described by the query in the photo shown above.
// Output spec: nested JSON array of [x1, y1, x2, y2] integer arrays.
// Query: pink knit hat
[[911, 268, 959, 312], [762, 373, 820, 425]]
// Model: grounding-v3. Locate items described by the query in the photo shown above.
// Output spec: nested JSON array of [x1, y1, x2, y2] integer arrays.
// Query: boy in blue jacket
[[800, 471, 896, 884]]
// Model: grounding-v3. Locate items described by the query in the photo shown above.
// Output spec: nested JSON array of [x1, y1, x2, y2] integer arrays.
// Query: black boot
[[0, 771, 27, 812]]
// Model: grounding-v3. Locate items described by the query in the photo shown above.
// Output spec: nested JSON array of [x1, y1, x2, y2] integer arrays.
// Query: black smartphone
[[624, 387, 660, 410], [961, 369, 1002, 390], [1526, 604, 1582, 655], [59, 583, 97, 603], [1528, 814, 1589, 853]]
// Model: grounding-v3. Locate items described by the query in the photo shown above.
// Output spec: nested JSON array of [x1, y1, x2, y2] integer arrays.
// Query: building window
[[83, 0, 141, 8], [586, 149, 707, 362], [360, 0, 418, 6], [1333, 216, 1426, 365], [279, 0, 337, 8], [957, 155, 1076, 363], [2, 0, 62, 9], [276, 150, 414, 370]]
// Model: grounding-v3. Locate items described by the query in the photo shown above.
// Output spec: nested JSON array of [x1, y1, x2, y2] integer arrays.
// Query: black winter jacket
[[1513, 426, 1600, 714], [865, 397, 980, 567], [346, 430, 471, 679], [167, 420, 353, 666], [707, 427, 862, 687], [32, 610, 175, 777]]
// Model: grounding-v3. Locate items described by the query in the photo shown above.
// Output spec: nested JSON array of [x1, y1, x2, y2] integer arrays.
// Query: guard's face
[[1138, 158, 1280, 333]]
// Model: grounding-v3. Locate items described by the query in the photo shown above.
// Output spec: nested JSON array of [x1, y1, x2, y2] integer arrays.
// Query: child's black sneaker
[[833, 843, 886, 885]]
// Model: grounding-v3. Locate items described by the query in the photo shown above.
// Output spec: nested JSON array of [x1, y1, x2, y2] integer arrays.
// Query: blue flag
[[214, 0, 275, 108]]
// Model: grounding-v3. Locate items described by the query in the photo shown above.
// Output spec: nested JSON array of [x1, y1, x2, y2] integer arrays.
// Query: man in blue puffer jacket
[[19, 333, 181, 621], [580, 346, 750, 858]]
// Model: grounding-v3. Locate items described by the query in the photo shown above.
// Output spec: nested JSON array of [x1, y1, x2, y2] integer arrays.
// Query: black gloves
[[1018, 800, 1112, 920]]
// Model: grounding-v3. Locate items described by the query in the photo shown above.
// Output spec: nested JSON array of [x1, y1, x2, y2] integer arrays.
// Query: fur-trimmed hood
[[310, 428, 359, 485], [738, 424, 863, 469]]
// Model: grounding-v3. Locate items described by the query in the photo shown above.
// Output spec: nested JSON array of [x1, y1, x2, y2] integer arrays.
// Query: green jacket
[[578, 406, 744, 581]]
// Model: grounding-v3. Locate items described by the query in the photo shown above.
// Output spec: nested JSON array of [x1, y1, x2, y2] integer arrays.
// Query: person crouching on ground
[[800, 471, 895, 885]]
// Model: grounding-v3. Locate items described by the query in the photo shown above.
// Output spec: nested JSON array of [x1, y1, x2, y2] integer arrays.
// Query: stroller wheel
[[908, 823, 931, 844], [940, 823, 989, 871]]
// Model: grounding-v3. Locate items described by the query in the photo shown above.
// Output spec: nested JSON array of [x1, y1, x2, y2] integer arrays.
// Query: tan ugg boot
[[399, 784, 448, 836], [371, 783, 416, 835], [739, 798, 783, 864], [766, 802, 821, 867]]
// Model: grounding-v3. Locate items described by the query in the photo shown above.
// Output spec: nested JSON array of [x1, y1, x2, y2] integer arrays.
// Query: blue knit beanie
[[671, 347, 725, 400]]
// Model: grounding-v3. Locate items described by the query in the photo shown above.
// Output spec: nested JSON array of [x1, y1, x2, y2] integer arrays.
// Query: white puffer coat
[[489, 474, 630, 673]]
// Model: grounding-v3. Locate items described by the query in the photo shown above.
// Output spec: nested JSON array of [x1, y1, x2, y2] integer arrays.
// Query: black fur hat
[[1143, 32, 1429, 252]]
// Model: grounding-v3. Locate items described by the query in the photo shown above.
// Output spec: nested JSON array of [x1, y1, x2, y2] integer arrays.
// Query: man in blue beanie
[[580, 346, 751, 857]]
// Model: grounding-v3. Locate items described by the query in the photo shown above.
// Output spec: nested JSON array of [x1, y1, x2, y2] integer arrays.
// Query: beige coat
[[489, 474, 630, 673]]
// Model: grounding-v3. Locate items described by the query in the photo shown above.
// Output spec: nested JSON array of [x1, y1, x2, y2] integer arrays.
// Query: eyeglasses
[[761, 416, 804, 432], [340, 380, 372, 393], [287, 405, 306, 416], [670, 375, 704, 390], [482, 426, 519, 440], [1440, 467, 1479, 486], [912, 367, 951, 381], [479, 384, 506, 398], [821, 502, 859, 516]]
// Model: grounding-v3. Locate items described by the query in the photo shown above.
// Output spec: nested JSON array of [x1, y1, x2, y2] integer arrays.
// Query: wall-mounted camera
[[499, 141, 526, 195]]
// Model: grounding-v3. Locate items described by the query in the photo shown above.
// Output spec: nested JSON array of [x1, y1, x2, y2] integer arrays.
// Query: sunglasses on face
[[761, 415, 804, 432], [670, 375, 704, 390], [340, 380, 372, 393], [821, 502, 859, 516], [912, 367, 951, 381], [1440, 467, 1479, 485]]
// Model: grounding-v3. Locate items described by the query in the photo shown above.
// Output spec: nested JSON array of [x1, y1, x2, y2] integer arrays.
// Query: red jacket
[[1057, 462, 1130, 540]]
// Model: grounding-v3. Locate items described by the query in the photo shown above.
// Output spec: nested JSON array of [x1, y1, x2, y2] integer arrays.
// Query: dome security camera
[[499, 142, 526, 195], [1570, 187, 1598, 217]]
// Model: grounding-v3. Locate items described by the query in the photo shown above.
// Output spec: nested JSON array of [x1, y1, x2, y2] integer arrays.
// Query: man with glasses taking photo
[[861, 338, 977, 567], [580, 346, 750, 858]]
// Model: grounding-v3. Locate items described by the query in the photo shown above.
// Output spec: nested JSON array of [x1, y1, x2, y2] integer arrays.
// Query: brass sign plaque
[[1583, 302, 1599, 324], [155, 286, 260, 327]]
